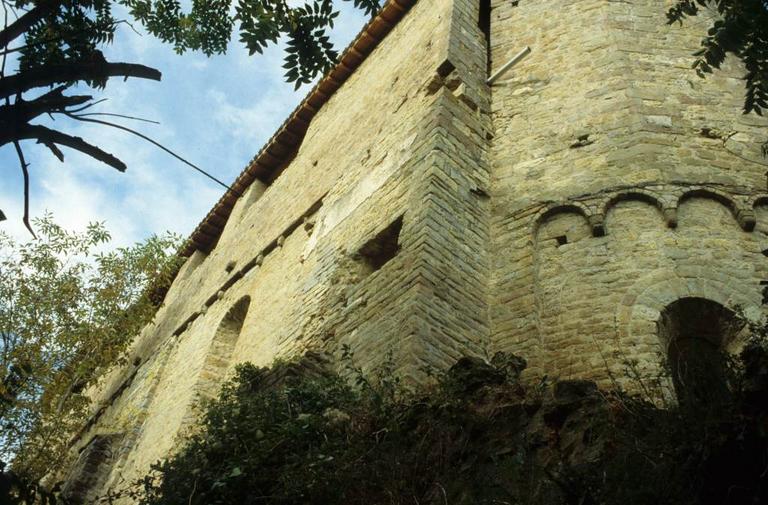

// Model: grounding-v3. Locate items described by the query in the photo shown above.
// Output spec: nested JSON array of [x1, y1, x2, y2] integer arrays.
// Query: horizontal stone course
[[63, 0, 768, 500]]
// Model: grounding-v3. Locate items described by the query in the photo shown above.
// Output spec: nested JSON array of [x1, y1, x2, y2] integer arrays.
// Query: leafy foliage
[[16, 0, 118, 85], [116, 339, 768, 505], [0, 214, 182, 481], [668, 0, 768, 116], [0, 460, 68, 505], [121, 0, 380, 88], [556, 334, 768, 505], [10, 0, 380, 88]]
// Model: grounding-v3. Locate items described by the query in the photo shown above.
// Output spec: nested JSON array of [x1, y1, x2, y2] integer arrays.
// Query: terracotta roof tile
[[180, 0, 416, 257]]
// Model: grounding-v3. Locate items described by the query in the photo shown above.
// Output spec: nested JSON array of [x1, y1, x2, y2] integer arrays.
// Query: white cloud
[[0, 2, 370, 249]]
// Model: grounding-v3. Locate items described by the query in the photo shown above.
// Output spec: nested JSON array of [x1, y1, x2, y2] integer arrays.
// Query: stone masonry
[[62, 0, 768, 500]]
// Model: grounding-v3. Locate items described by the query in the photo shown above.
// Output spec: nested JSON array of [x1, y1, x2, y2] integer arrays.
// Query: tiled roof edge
[[180, 0, 417, 257]]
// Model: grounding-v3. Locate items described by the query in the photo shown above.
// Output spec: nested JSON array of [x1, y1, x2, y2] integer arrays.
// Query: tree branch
[[64, 114, 235, 192], [0, 0, 61, 49], [12, 139, 35, 238], [0, 59, 161, 99], [13, 124, 127, 172], [39, 139, 63, 161], [0, 85, 92, 125]]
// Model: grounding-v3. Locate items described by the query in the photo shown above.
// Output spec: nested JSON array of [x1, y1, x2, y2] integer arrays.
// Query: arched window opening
[[657, 298, 742, 407], [197, 296, 251, 400]]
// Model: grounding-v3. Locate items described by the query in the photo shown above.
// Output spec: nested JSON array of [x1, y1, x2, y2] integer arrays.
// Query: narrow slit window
[[479, 0, 491, 72], [357, 216, 403, 273]]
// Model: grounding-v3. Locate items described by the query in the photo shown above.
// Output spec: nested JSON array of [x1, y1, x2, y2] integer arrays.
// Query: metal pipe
[[486, 46, 531, 85]]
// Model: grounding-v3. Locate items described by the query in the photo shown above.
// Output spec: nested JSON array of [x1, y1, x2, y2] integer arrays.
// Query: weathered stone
[[62, 0, 768, 498]]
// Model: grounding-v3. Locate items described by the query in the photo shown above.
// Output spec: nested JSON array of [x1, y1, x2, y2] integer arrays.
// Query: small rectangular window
[[356, 216, 403, 273]]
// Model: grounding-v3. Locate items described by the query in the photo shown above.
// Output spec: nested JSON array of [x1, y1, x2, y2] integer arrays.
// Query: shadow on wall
[[180, 296, 252, 433]]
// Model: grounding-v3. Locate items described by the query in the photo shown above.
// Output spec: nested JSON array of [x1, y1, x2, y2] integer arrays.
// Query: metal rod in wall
[[486, 46, 532, 85]]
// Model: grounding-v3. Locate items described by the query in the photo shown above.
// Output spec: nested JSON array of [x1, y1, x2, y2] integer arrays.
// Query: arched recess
[[196, 296, 251, 401], [616, 272, 760, 347], [678, 188, 737, 213], [533, 204, 591, 246], [604, 191, 664, 215], [612, 272, 762, 405], [603, 191, 668, 233], [658, 298, 742, 406], [678, 188, 754, 230]]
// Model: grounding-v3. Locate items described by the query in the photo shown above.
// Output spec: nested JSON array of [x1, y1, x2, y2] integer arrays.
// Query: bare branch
[[14, 124, 127, 172], [65, 114, 236, 192], [74, 112, 160, 124], [0, 85, 92, 125], [38, 139, 63, 162], [1, 0, 9, 79], [67, 98, 108, 114], [12, 139, 35, 238], [0, 58, 162, 99]]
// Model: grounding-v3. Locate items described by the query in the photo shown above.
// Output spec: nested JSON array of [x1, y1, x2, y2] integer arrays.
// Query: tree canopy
[[0, 214, 182, 481]]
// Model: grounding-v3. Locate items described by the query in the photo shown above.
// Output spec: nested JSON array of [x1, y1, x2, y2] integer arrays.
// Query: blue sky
[[0, 3, 369, 247]]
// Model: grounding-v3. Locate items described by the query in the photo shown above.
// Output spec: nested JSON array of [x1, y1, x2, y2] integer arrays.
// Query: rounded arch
[[752, 195, 768, 236], [678, 188, 745, 227], [533, 202, 591, 239], [177, 296, 252, 434], [197, 296, 251, 400], [603, 190, 664, 217], [603, 191, 667, 234], [659, 297, 742, 405], [533, 204, 591, 248], [658, 297, 742, 351], [534, 203, 589, 228], [679, 188, 756, 231], [615, 271, 760, 349], [678, 188, 737, 211], [751, 195, 768, 209]]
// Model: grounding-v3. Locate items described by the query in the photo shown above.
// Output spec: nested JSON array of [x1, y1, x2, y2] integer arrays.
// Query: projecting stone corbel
[[589, 214, 606, 237], [663, 207, 678, 228], [736, 208, 757, 232]]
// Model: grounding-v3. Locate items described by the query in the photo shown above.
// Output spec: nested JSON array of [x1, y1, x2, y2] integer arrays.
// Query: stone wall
[[63, 0, 768, 499], [488, 0, 768, 382], [65, 0, 494, 498]]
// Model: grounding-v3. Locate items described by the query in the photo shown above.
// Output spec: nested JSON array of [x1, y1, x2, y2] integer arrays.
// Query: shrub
[[108, 341, 768, 505]]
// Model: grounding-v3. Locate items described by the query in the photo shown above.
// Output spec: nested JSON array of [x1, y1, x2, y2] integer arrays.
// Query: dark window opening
[[356, 216, 403, 273], [555, 235, 568, 247], [479, 0, 491, 73], [658, 298, 742, 407]]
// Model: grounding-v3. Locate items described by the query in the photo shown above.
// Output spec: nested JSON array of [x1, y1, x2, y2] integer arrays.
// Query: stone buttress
[[61, 0, 767, 500]]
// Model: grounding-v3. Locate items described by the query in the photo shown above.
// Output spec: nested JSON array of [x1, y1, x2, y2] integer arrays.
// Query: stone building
[[63, 0, 768, 500]]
